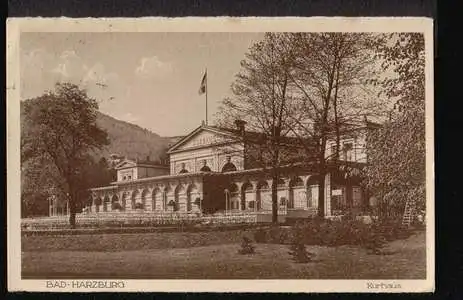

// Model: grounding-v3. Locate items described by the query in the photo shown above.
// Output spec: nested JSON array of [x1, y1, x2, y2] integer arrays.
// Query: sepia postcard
[[7, 17, 434, 293]]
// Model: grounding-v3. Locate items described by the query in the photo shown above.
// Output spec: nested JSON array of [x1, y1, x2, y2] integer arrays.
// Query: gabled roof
[[115, 158, 168, 170], [167, 124, 241, 153], [167, 122, 319, 154]]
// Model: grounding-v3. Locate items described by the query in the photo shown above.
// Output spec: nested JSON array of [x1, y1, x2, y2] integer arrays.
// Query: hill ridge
[[95, 111, 182, 162]]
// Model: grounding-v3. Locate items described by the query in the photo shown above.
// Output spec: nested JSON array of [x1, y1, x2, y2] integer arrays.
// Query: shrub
[[288, 223, 314, 263], [238, 236, 256, 255], [288, 242, 313, 263], [371, 219, 413, 242], [253, 226, 292, 244], [253, 228, 267, 243], [361, 230, 387, 255], [252, 218, 414, 254]]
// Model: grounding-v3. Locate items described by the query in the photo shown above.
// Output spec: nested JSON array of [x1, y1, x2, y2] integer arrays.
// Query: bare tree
[[285, 33, 380, 218], [217, 32, 383, 220], [216, 33, 300, 223]]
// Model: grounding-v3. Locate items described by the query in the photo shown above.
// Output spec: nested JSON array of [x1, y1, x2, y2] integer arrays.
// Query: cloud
[[47, 50, 120, 89], [49, 50, 85, 79], [135, 56, 172, 78], [82, 63, 119, 86], [20, 48, 57, 99], [51, 63, 70, 77], [116, 112, 140, 124], [20, 48, 123, 100]]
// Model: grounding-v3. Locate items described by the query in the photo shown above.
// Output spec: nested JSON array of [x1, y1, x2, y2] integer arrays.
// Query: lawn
[[21, 230, 426, 279]]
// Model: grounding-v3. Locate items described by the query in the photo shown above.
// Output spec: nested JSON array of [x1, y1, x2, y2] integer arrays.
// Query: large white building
[[87, 119, 378, 219]]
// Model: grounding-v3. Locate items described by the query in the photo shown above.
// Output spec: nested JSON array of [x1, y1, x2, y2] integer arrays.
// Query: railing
[[21, 211, 260, 230]]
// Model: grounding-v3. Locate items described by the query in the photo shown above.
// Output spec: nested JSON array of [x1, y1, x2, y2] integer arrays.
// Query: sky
[[20, 32, 265, 136]]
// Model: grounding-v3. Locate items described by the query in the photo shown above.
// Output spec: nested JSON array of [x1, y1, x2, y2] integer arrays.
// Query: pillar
[[53, 197, 57, 216], [224, 189, 229, 214], [234, 182, 244, 211], [324, 172, 331, 217], [91, 196, 97, 213], [283, 177, 291, 211]]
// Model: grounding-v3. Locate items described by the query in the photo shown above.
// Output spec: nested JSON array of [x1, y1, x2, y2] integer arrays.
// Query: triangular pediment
[[168, 126, 239, 153], [115, 159, 137, 169]]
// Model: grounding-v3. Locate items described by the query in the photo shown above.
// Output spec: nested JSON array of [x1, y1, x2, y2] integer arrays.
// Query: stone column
[[124, 192, 132, 211], [324, 172, 332, 217], [53, 198, 57, 216], [234, 182, 244, 211], [283, 178, 290, 211], [224, 189, 229, 214], [99, 199, 104, 213]]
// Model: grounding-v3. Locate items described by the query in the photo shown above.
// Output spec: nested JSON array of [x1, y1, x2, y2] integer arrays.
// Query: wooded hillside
[[93, 112, 181, 162]]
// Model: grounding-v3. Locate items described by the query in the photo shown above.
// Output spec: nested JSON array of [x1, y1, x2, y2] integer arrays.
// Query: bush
[[252, 218, 413, 254], [253, 226, 292, 244], [288, 242, 313, 263], [253, 228, 267, 243], [238, 236, 256, 255], [362, 230, 387, 255], [288, 223, 314, 263]]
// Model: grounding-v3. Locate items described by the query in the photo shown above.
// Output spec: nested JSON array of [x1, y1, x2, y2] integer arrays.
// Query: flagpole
[[205, 68, 208, 125]]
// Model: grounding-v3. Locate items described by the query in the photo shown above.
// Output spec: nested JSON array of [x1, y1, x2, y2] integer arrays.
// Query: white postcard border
[[7, 17, 434, 293]]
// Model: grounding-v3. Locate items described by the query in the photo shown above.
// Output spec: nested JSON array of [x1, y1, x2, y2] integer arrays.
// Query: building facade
[[87, 120, 377, 218]]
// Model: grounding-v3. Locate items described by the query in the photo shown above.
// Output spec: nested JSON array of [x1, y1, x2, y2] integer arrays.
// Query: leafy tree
[[21, 83, 109, 227], [365, 33, 426, 220]]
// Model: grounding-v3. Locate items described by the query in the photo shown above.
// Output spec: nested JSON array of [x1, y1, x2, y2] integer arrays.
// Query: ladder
[[402, 198, 415, 227]]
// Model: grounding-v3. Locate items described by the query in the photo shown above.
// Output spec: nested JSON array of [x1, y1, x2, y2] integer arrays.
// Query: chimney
[[234, 119, 247, 136]]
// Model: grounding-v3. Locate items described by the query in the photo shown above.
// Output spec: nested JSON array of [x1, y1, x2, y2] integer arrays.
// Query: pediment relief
[[174, 129, 237, 151]]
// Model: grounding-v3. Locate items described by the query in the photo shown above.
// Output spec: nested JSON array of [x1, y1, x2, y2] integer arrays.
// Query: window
[[331, 144, 337, 159], [343, 142, 353, 161], [222, 162, 237, 172], [200, 165, 211, 172], [123, 176, 127, 181]]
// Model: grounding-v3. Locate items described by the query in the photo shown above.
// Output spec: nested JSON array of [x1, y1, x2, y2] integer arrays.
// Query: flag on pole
[[198, 70, 207, 95]]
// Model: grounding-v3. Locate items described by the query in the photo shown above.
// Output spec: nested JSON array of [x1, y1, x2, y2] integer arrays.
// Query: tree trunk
[[317, 136, 327, 218], [317, 135, 328, 218], [317, 172, 326, 218], [68, 189, 77, 228], [271, 170, 279, 224], [69, 203, 76, 228]]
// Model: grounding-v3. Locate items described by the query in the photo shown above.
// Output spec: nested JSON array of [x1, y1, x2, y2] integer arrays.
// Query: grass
[[22, 229, 253, 252], [21, 230, 426, 279]]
